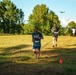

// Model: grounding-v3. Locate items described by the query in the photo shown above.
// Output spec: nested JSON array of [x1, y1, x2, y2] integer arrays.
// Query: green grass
[[0, 35, 76, 75]]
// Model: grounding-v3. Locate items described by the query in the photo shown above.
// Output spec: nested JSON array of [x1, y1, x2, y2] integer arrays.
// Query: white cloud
[[69, 19, 76, 22], [60, 18, 76, 27]]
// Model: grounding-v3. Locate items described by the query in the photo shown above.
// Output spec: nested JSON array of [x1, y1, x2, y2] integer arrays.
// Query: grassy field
[[0, 35, 76, 75]]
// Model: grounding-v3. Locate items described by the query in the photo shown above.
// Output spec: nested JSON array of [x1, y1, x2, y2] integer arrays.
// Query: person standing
[[32, 26, 43, 59], [71, 28, 76, 36], [51, 23, 60, 47]]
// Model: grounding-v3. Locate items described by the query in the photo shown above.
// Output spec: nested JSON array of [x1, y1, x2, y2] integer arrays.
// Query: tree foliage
[[65, 21, 76, 35], [0, 0, 24, 34], [0, 1, 75, 36], [28, 4, 60, 35]]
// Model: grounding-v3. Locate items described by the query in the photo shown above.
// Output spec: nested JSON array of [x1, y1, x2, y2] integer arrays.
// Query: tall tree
[[65, 21, 76, 35], [0, 0, 24, 34], [28, 4, 60, 35], [29, 4, 49, 27]]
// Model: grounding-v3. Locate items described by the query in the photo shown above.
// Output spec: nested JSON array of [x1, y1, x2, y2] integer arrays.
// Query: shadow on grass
[[0, 46, 76, 75], [1, 44, 31, 54], [0, 63, 64, 75], [42, 47, 76, 54], [0, 62, 76, 75], [0, 44, 32, 65], [4, 44, 31, 51], [0, 44, 32, 54], [41, 47, 76, 64], [67, 44, 76, 46]]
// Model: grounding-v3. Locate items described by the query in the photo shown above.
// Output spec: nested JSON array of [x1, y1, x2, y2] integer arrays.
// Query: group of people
[[32, 23, 60, 59]]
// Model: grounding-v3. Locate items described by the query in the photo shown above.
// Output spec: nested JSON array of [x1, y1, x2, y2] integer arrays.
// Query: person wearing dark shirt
[[32, 27, 43, 59], [51, 23, 60, 47]]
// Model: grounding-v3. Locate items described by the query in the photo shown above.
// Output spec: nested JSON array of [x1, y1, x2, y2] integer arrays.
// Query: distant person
[[71, 28, 76, 36], [32, 26, 43, 59], [51, 23, 60, 47]]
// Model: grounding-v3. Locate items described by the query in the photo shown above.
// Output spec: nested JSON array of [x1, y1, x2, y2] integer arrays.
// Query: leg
[[33, 45, 36, 53], [36, 46, 41, 59], [33, 49, 38, 58], [36, 50, 40, 59], [33, 49, 39, 59], [52, 37, 55, 47], [33, 49, 36, 53], [33, 45, 38, 59], [55, 37, 58, 46], [73, 33, 75, 36]]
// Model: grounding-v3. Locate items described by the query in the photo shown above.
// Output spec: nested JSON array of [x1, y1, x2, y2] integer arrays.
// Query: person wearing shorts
[[51, 23, 60, 47], [32, 27, 43, 59], [71, 28, 76, 36]]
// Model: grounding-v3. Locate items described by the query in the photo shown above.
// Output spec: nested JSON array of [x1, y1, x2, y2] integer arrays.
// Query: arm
[[39, 33, 43, 40], [56, 27, 60, 34], [32, 38, 34, 42], [39, 37, 43, 39], [32, 33, 34, 42], [51, 27, 54, 33], [57, 29, 60, 33]]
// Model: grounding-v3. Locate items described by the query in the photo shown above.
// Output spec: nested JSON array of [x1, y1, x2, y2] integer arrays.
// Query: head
[[54, 23, 57, 28], [34, 26, 38, 32]]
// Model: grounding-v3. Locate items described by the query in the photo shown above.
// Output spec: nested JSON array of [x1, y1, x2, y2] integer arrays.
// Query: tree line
[[0, 0, 24, 34], [0, 0, 76, 35]]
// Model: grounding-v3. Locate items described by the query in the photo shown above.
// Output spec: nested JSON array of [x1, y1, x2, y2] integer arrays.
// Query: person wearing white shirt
[[71, 28, 76, 36]]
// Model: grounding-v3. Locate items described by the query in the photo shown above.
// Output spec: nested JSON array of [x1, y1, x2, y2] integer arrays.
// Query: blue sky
[[2, 0, 76, 27]]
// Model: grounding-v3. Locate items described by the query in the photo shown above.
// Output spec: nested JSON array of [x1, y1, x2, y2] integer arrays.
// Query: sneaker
[[52, 45, 54, 48], [56, 44, 57, 47]]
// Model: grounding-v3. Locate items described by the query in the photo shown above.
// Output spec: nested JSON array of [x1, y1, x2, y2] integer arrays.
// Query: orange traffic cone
[[59, 58, 63, 64]]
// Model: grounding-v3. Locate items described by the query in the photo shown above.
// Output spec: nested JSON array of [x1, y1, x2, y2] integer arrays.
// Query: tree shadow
[[67, 44, 76, 46], [1, 44, 31, 53], [0, 44, 32, 64], [41, 47, 76, 63], [0, 63, 64, 75], [4, 44, 31, 51], [0, 47, 76, 75]]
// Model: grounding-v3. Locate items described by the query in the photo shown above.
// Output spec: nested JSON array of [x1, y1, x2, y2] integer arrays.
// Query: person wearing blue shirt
[[32, 26, 43, 59]]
